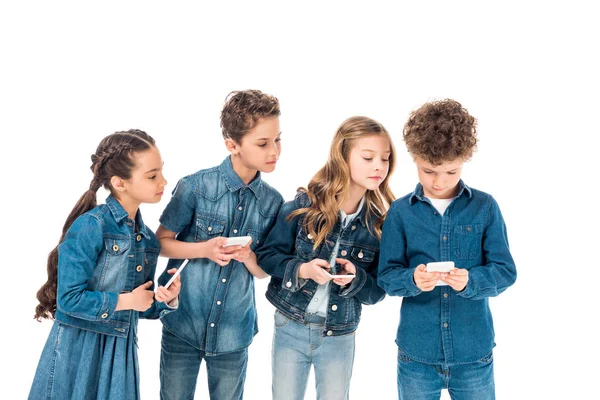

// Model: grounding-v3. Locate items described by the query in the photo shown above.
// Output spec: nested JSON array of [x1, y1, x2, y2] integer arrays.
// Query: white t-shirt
[[427, 197, 453, 216]]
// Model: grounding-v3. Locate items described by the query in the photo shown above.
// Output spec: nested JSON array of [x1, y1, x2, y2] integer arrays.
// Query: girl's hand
[[123, 281, 154, 311], [298, 259, 332, 285], [202, 237, 236, 266], [231, 240, 253, 263], [155, 268, 181, 303], [441, 268, 469, 292], [413, 264, 441, 292], [332, 258, 357, 287]]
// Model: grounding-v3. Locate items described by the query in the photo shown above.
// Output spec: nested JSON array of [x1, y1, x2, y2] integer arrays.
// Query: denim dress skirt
[[29, 314, 139, 400]]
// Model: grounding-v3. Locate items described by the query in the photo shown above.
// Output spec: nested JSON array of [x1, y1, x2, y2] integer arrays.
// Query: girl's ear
[[110, 176, 127, 193], [225, 138, 240, 155]]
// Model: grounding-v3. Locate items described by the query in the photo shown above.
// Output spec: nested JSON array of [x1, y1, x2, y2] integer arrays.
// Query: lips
[[157, 191, 164, 196]]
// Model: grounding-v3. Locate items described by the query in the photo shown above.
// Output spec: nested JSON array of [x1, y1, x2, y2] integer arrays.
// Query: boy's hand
[[155, 268, 181, 303], [298, 259, 332, 285], [332, 258, 356, 287], [413, 264, 441, 292], [441, 268, 469, 292], [231, 240, 253, 263], [202, 237, 237, 266]]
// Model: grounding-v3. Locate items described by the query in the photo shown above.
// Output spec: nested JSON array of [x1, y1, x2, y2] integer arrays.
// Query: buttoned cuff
[[339, 267, 367, 298], [98, 292, 119, 321], [282, 259, 307, 292]]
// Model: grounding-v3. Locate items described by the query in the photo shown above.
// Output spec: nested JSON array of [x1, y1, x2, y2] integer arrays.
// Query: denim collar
[[105, 195, 150, 238], [218, 156, 262, 199], [409, 180, 472, 205]]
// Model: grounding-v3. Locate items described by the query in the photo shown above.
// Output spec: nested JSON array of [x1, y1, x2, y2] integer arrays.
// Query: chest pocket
[[295, 229, 319, 259], [105, 238, 131, 256], [195, 214, 226, 242], [453, 224, 483, 260], [349, 247, 376, 269]]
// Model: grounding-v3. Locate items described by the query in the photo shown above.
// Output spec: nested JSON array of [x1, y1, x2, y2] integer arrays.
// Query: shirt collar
[[218, 156, 262, 198], [409, 180, 472, 205], [105, 195, 150, 238], [343, 196, 367, 227]]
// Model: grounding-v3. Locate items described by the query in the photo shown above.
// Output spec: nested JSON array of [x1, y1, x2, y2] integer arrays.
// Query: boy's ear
[[110, 176, 127, 192], [225, 138, 240, 155]]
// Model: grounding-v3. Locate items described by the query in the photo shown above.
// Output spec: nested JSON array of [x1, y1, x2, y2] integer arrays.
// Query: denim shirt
[[158, 156, 283, 355], [256, 191, 386, 337], [55, 195, 176, 339], [378, 181, 517, 364]]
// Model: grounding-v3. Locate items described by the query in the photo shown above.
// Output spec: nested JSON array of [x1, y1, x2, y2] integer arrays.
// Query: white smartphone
[[224, 236, 252, 247], [426, 261, 455, 273], [326, 271, 356, 279], [164, 259, 189, 289]]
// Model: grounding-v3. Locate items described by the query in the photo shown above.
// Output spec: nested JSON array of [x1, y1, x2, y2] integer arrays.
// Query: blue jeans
[[160, 328, 248, 400], [272, 310, 355, 400], [397, 347, 495, 400]]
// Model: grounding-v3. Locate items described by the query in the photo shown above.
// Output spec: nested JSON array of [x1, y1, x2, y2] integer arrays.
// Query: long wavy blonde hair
[[290, 116, 396, 249]]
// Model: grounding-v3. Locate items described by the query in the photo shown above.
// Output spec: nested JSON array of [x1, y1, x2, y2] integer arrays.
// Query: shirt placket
[[205, 189, 247, 354], [439, 205, 454, 363]]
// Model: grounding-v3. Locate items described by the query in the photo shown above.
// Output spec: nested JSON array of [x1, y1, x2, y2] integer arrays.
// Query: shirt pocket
[[295, 229, 318, 259], [100, 237, 131, 291], [143, 249, 159, 280], [453, 224, 483, 260], [195, 214, 226, 242]]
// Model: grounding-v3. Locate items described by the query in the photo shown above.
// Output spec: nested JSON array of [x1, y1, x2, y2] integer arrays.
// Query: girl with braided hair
[[29, 129, 181, 400]]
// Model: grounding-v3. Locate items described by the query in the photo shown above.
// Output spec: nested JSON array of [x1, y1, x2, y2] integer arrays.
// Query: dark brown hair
[[403, 99, 477, 166], [220, 89, 280, 143], [34, 129, 155, 321]]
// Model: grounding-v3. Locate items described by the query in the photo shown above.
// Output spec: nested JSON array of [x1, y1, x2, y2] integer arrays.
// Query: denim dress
[[29, 196, 176, 400]]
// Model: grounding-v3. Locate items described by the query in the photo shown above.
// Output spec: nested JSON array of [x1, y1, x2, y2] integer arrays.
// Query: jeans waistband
[[303, 313, 326, 325]]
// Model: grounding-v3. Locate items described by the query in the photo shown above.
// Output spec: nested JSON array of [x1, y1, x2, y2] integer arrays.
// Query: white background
[[1, 1, 598, 399]]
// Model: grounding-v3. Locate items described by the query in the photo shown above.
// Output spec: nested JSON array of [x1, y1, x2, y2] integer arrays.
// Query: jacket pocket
[[195, 214, 226, 242], [295, 229, 318, 259], [453, 224, 483, 260]]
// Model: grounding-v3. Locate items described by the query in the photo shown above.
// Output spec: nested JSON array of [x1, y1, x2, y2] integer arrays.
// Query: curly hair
[[403, 99, 477, 166], [289, 116, 396, 247], [220, 90, 280, 143]]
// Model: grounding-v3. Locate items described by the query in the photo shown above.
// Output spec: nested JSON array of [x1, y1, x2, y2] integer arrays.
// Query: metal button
[[222, 278, 227, 283], [286, 281, 292, 288], [434, 211, 437, 215], [136, 235, 142, 241], [238, 206, 243, 211], [313, 297, 319, 302], [207, 226, 213, 232], [216, 301, 221, 305], [112, 244, 119, 252], [136, 265, 142, 272], [101, 312, 108, 319], [443, 322, 448, 328], [466, 226, 472, 232], [444, 293, 448, 298], [326, 330, 333, 336], [127, 222, 132, 226], [233, 229, 238, 234], [358, 251, 364, 259], [210, 323, 215, 327], [442, 236, 447, 241], [351, 225, 356, 231], [331, 305, 338, 311], [256, 239, 260, 244], [307, 233, 313, 240], [340, 250, 347, 256]]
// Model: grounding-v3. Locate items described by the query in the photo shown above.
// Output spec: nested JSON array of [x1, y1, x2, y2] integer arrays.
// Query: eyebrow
[[360, 149, 391, 153], [254, 132, 283, 141], [145, 162, 164, 174]]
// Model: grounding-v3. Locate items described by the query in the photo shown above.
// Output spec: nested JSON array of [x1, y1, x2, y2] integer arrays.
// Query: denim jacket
[[256, 191, 386, 337], [158, 156, 283, 355], [55, 195, 176, 339], [378, 181, 517, 364]]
